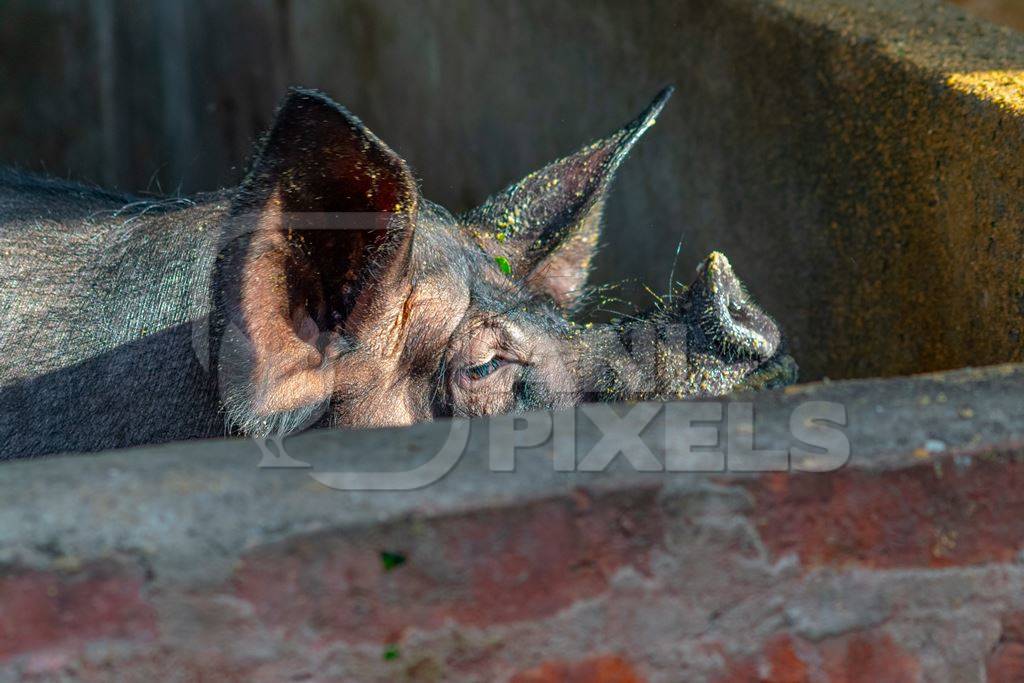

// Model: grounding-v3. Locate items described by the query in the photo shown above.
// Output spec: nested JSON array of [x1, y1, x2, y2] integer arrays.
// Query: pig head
[[213, 87, 798, 438]]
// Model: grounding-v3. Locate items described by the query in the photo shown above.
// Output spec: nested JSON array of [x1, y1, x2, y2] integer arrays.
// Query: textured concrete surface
[[2, 0, 1024, 381], [1, 364, 1023, 681]]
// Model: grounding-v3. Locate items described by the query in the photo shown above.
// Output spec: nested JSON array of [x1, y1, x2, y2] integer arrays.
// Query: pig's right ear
[[465, 87, 673, 310], [218, 89, 418, 434]]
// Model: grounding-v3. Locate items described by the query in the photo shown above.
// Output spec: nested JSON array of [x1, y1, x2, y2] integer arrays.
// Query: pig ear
[[240, 88, 417, 218], [465, 86, 673, 309], [220, 88, 418, 433]]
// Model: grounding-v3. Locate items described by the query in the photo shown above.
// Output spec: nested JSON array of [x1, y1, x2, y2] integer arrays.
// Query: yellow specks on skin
[[947, 71, 1024, 112], [495, 207, 521, 232]]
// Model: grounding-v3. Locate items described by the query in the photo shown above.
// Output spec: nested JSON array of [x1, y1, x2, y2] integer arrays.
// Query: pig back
[[0, 171, 227, 458]]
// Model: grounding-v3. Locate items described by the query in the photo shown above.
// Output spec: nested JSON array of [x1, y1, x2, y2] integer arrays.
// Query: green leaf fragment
[[383, 644, 400, 661], [380, 550, 406, 571], [495, 256, 512, 276]]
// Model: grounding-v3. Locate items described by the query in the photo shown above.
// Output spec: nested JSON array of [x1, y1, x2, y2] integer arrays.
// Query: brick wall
[[1, 365, 1022, 681]]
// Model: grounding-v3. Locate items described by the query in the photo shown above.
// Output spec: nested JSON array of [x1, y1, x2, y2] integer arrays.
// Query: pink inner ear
[[525, 250, 590, 310], [520, 206, 603, 310], [294, 310, 319, 345]]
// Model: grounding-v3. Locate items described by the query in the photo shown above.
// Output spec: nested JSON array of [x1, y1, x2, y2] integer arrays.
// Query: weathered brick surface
[[747, 454, 1024, 569], [510, 655, 646, 683], [10, 455, 1024, 682], [232, 488, 664, 644], [2, 405, 1024, 679], [0, 465, 1020, 682], [986, 612, 1024, 683], [0, 365, 1021, 681], [0, 559, 156, 663], [714, 633, 921, 683]]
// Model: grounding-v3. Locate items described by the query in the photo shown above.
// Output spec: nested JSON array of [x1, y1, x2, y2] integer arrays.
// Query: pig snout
[[688, 251, 781, 362]]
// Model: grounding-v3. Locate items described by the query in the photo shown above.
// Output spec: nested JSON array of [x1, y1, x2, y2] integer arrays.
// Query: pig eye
[[462, 356, 508, 381]]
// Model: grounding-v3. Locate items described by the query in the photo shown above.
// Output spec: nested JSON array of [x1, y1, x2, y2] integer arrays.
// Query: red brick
[[744, 456, 1024, 568], [998, 612, 1024, 644], [509, 655, 646, 683], [986, 612, 1024, 683], [0, 559, 157, 661], [715, 632, 919, 683], [987, 642, 1024, 683], [232, 487, 664, 643], [819, 633, 920, 683], [714, 635, 810, 683]]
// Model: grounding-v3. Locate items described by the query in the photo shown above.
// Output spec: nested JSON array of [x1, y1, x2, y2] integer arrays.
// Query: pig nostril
[[704, 296, 776, 361], [726, 299, 754, 326]]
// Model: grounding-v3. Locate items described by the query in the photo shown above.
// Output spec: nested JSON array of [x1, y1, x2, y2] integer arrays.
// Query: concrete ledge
[[1, 364, 1023, 681]]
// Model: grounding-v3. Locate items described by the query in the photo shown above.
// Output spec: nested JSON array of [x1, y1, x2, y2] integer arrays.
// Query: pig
[[0, 87, 796, 459]]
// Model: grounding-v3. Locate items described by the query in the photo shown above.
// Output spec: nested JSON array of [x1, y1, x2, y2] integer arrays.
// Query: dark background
[[3, 0, 1024, 382], [1, 0, 680, 316]]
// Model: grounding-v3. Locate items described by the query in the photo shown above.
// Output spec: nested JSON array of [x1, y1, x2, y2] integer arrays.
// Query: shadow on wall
[[951, 0, 1024, 31], [2, 0, 1024, 383]]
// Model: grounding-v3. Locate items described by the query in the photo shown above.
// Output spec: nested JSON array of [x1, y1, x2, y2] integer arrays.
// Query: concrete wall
[[3, 0, 1024, 382], [0, 364, 1023, 681]]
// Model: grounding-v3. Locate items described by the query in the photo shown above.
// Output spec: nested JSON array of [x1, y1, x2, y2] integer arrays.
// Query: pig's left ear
[[218, 88, 418, 434], [465, 86, 673, 309]]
